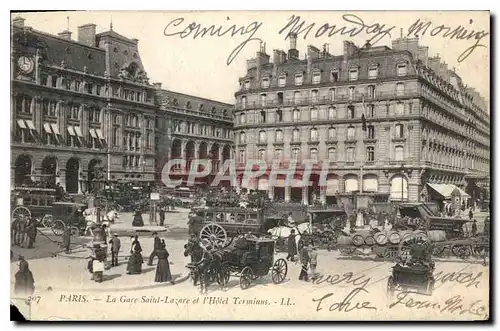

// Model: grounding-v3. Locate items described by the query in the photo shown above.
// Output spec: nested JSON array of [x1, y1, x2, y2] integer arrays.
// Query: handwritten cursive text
[[312, 288, 377, 313]]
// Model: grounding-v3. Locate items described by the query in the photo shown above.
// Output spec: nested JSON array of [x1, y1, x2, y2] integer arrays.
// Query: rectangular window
[[278, 75, 286, 87], [86, 83, 93, 94], [368, 67, 378, 79], [349, 69, 358, 81], [348, 87, 355, 100], [397, 64, 407, 76], [244, 80, 250, 89], [295, 74, 303, 86], [312, 72, 321, 84], [396, 83, 405, 96], [311, 90, 318, 103], [261, 78, 270, 88], [51, 75, 58, 88], [346, 147, 355, 162], [330, 70, 339, 82], [330, 88, 336, 101]]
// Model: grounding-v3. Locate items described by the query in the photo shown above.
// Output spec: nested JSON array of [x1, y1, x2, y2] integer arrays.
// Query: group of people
[[11, 216, 37, 249], [286, 229, 318, 282], [86, 231, 175, 285]]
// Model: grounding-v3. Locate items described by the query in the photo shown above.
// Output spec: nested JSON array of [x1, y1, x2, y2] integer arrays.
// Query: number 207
[[28, 296, 41, 304]]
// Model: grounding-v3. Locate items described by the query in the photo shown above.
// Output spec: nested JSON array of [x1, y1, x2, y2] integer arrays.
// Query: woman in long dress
[[14, 256, 35, 296], [132, 209, 144, 227], [154, 240, 174, 284], [127, 242, 143, 275]]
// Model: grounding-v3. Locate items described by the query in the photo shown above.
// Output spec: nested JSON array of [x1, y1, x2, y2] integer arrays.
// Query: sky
[[15, 11, 490, 106]]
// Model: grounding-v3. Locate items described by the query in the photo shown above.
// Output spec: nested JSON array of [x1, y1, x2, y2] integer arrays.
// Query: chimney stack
[[153, 82, 162, 89], [58, 30, 72, 40], [77, 24, 97, 47], [288, 33, 299, 60], [12, 17, 25, 28]]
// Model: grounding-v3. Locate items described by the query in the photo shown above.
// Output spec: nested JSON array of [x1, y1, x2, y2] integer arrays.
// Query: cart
[[192, 224, 288, 290], [49, 202, 88, 236]]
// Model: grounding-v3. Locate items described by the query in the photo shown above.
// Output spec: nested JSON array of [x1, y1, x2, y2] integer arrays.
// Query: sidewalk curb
[[32, 271, 192, 293]]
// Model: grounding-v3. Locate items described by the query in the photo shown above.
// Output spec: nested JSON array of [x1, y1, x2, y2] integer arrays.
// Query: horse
[[184, 240, 226, 293], [101, 209, 120, 224]]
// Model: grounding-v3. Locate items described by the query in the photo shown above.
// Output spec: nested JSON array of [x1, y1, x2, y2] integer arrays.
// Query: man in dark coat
[[471, 220, 478, 237], [63, 226, 71, 253], [16, 216, 27, 247], [286, 229, 297, 262], [109, 233, 121, 267], [14, 256, 34, 296], [148, 232, 162, 266], [298, 245, 310, 281], [26, 217, 37, 249], [159, 207, 166, 227]]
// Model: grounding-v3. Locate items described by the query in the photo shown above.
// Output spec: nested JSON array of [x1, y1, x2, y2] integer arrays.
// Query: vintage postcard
[[10, 10, 490, 321]]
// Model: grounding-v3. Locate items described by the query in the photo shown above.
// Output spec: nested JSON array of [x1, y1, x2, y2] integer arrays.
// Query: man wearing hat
[[148, 232, 162, 266], [286, 229, 297, 262], [109, 233, 121, 267]]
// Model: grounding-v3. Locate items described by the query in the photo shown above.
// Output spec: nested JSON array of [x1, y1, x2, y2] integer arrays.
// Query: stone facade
[[233, 36, 490, 204]]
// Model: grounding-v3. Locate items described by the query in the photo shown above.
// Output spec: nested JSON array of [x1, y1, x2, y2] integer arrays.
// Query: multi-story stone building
[[155, 87, 233, 187], [11, 17, 158, 193], [233, 35, 490, 205]]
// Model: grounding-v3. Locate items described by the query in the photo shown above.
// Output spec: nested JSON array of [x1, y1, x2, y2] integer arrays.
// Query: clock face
[[17, 56, 34, 74]]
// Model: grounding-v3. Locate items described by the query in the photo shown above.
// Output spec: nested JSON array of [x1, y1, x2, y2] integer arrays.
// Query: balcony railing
[[235, 91, 420, 110]]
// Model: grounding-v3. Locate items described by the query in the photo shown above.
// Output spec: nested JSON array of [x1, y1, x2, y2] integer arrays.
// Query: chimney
[[153, 82, 162, 89], [288, 33, 299, 60], [343, 41, 356, 62], [58, 30, 72, 40], [307, 45, 319, 81], [77, 24, 97, 47], [273, 49, 287, 66], [12, 17, 25, 28]]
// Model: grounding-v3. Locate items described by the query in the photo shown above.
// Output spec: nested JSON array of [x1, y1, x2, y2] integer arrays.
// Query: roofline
[[158, 89, 233, 107], [12, 25, 105, 52]]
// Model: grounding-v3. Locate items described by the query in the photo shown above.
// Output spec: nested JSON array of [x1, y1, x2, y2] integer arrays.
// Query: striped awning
[[17, 119, 26, 129], [25, 120, 36, 130], [67, 126, 76, 136], [89, 129, 97, 138]]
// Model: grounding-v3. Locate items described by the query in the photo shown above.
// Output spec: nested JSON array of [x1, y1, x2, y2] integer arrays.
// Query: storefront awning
[[89, 129, 97, 138], [17, 119, 26, 129], [67, 126, 76, 136], [43, 123, 52, 133], [25, 120, 36, 130], [427, 183, 470, 199], [95, 128, 104, 140], [50, 123, 60, 135], [74, 127, 83, 137]]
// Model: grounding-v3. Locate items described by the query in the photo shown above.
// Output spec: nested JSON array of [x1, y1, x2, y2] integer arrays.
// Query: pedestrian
[[154, 240, 175, 284], [299, 244, 309, 281], [127, 242, 143, 275], [63, 225, 71, 253], [130, 235, 142, 254], [471, 220, 478, 237], [132, 208, 144, 227], [16, 216, 27, 247], [147, 232, 162, 266], [468, 208, 474, 220], [286, 229, 297, 262], [26, 217, 37, 249], [109, 233, 121, 267], [92, 245, 105, 283], [159, 207, 166, 227], [308, 243, 318, 281], [14, 256, 35, 296]]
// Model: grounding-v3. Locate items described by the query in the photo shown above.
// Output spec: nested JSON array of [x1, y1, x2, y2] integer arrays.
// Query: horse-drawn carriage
[[185, 227, 288, 291], [11, 186, 58, 227], [48, 202, 88, 236]]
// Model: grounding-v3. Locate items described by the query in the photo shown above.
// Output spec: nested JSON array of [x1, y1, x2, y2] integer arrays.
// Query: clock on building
[[17, 56, 34, 74]]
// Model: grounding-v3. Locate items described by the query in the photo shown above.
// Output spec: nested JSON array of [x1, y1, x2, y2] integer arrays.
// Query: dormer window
[[312, 71, 321, 84], [278, 74, 286, 87], [295, 73, 303, 86], [349, 68, 358, 81], [244, 80, 250, 89], [397, 63, 407, 76], [261, 77, 270, 89], [330, 69, 339, 82], [223, 109, 228, 117], [211, 106, 216, 113], [199, 104, 204, 111], [186, 101, 192, 109], [368, 65, 378, 79]]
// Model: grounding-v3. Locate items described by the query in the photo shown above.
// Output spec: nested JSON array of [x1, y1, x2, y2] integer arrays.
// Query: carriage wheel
[[199, 223, 227, 249], [240, 266, 253, 290], [12, 206, 31, 223], [456, 246, 472, 259], [271, 258, 287, 284], [51, 220, 65, 236], [473, 245, 487, 258], [398, 233, 430, 260], [387, 276, 395, 299], [70, 226, 80, 237], [41, 214, 53, 228], [352, 235, 364, 247]]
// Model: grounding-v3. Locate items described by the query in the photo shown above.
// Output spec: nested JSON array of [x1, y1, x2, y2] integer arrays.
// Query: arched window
[[292, 148, 300, 160], [293, 109, 301, 122], [259, 149, 266, 161], [275, 129, 283, 142], [310, 128, 318, 141], [310, 148, 318, 160], [328, 147, 336, 161], [292, 128, 300, 142], [328, 106, 336, 119], [240, 131, 246, 144], [328, 127, 336, 140], [259, 130, 267, 143], [241, 96, 247, 108], [394, 145, 404, 161], [310, 107, 318, 121], [347, 126, 356, 140]]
